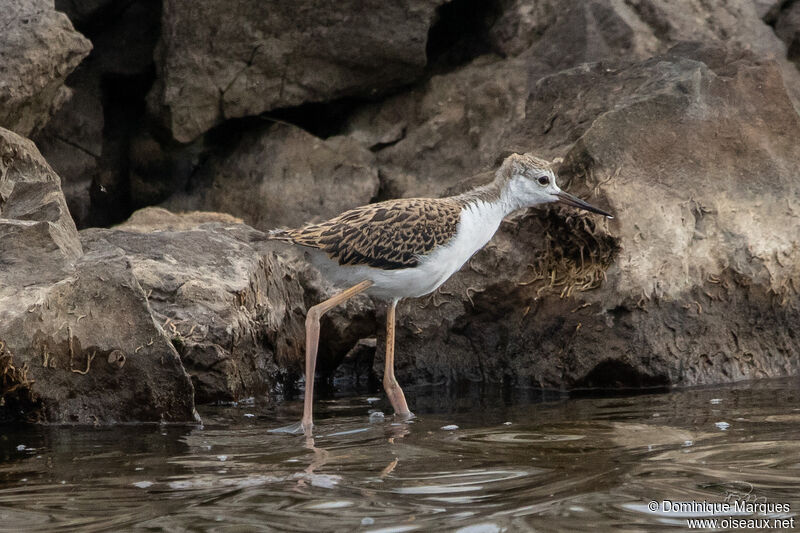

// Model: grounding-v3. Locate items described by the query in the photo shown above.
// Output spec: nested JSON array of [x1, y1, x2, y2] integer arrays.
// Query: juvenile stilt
[[267, 153, 612, 432], [301, 279, 373, 435], [383, 300, 412, 417]]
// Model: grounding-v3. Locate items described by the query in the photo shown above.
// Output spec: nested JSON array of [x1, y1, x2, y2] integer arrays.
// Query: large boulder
[[148, 0, 449, 143], [80, 207, 309, 403], [164, 123, 380, 230], [0, 0, 91, 137], [0, 128, 197, 423], [374, 45, 800, 391]]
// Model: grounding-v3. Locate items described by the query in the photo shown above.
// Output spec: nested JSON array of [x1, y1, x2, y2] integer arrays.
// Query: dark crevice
[[571, 360, 670, 395], [89, 68, 155, 227], [425, 0, 503, 74], [263, 96, 375, 139], [762, 0, 796, 25], [55, 0, 140, 36]]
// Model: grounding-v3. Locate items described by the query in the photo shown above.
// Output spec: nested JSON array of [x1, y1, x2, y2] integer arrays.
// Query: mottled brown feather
[[272, 198, 463, 270]]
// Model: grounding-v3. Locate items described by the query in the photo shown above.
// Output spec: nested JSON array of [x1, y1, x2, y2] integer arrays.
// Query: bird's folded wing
[[285, 198, 462, 270]]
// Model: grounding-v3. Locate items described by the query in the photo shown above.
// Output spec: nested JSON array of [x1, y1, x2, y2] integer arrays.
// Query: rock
[[79, 207, 309, 403], [148, 0, 448, 142], [0, 127, 82, 283], [0, 130, 196, 424], [486, 0, 558, 57], [164, 123, 379, 230], [0, 0, 92, 136], [54, 0, 119, 28], [489, 0, 793, 64], [752, 0, 783, 21], [0, 249, 197, 424], [334, 338, 378, 388], [373, 44, 800, 391], [293, 263, 376, 378], [37, 0, 178, 228], [775, 1, 800, 67], [85, 207, 360, 402]]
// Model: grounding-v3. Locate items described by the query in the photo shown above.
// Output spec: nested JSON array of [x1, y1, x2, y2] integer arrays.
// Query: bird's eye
[[537, 176, 550, 186]]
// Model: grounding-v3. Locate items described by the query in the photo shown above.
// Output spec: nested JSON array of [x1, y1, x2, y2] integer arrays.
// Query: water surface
[[1, 379, 799, 531]]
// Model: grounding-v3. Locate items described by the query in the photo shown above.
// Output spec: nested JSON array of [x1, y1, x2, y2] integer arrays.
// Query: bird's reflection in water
[[296, 418, 413, 487]]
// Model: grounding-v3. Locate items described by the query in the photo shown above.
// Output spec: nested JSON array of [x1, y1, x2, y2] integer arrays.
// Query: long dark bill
[[556, 191, 613, 218]]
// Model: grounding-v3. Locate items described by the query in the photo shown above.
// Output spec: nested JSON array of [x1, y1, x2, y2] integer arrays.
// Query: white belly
[[308, 200, 505, 301]]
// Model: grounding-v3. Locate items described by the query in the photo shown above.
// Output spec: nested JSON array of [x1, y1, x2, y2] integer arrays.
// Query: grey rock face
[[148, 0, 448, 142], [164, 123, 380, 230], [0, 0, 91, 137]]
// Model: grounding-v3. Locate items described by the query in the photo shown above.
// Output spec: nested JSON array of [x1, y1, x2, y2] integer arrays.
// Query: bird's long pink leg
[[383, 300, 412, 417], [301, 279, 373, 435]]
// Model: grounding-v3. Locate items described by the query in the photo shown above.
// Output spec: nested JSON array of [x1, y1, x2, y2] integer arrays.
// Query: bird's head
[[496, 153, 613, 218]]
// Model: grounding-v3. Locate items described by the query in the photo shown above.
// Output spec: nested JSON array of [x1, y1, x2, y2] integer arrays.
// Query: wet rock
[[334, 338, 378, 388], [164, 123, 379, 230], [80, 207, 309, 403], [0, 0, 92, 136], [0, 131, 196, 423], [374, 45, 800, 391], [148, 0, 448, 142]]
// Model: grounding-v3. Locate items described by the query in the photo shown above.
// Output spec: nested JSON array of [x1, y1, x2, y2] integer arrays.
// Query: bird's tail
[[261, 228, 296, 244]]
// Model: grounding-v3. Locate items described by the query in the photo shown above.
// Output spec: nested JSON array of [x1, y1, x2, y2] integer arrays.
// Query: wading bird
[[268, 153, 612, 435]]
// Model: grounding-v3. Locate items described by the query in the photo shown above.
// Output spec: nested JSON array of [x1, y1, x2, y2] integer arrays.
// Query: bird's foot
[[394, 410, 415, 421], [269, 420, 313, 436]]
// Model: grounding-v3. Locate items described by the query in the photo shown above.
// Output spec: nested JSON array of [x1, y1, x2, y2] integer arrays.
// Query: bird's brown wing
[[279, 198, 462, 270]]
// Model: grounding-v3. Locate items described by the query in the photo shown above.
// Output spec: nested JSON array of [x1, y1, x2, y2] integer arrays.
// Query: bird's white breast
[[309, 200, 506, 301]]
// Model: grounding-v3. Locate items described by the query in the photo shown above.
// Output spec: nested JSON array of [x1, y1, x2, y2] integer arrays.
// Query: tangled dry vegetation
[[519, 212, 619, 299]]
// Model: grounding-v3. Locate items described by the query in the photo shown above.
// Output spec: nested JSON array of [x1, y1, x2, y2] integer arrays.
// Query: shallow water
[[1, 379, 799, 532]]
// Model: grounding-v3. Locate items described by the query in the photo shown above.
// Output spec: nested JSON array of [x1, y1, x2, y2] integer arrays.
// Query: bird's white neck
[[456, 179, 529, 218]]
